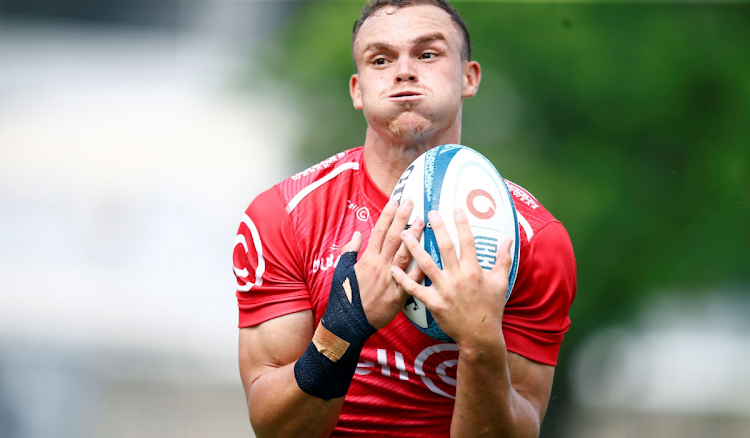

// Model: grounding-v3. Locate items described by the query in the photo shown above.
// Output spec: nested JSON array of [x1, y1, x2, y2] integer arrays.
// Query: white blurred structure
[[569, 293, 750, 438], [0, 2, 302, 437]]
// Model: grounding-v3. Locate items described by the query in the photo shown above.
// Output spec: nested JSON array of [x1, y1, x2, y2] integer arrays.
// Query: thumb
[[342, 231, 362, 254]]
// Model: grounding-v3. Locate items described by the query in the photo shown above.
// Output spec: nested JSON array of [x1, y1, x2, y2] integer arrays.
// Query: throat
[[363, 142, 428, 195]]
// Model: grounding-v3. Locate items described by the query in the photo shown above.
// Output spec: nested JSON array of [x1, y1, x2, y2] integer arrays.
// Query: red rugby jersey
[[232, 147, 576, 437]]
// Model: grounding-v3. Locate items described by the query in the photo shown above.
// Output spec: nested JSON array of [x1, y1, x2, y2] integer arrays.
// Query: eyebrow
[[362, 32, 448, 55], [413, 32, 446, 47]]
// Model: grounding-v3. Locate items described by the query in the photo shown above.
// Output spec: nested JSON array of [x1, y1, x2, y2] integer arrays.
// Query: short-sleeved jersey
[[233, 147, 576, 437]]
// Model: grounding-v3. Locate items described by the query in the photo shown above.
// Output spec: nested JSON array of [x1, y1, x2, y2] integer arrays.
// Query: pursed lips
[[387, 90, 425, 102]]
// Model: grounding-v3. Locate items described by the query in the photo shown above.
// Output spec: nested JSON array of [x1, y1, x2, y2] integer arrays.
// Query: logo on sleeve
[[233, 214, 265, 292]]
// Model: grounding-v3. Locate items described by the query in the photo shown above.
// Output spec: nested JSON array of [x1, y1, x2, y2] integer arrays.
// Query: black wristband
[[294, 252, 377, 400]]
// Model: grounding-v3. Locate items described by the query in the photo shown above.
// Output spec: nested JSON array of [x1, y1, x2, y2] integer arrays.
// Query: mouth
[[387, 91, 425, 102]]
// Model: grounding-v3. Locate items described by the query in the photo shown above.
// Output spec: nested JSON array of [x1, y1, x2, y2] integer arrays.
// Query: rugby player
[[232, 1, 576, 436]]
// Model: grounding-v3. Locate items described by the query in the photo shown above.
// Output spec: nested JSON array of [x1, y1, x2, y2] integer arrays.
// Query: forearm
[[248, 361, 344, 438], [451, 343, 541, 438]]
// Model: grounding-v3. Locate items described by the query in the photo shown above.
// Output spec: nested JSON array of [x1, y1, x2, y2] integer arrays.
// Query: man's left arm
[[451, 343, 554, 438], [392, 208, 575, 438]]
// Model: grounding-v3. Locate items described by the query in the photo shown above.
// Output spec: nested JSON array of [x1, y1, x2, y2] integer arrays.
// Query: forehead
[[353, 5, 462, 54]]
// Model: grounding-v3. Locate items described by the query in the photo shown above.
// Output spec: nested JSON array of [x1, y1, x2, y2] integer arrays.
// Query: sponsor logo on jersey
[[291, 152, 346, 181], [312, 245, 342, 274], [506, 181, 539, 210], [357, 344, 459, 399], [346, 200, 370, 221], [466, 189, 496, 219]]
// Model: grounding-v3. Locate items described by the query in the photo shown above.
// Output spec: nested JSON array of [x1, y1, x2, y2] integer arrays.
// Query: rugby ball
[[390, 145, 519, 342]]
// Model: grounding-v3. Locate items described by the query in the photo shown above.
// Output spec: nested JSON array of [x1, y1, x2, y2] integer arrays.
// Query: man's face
[[350, 5, 479, 141]]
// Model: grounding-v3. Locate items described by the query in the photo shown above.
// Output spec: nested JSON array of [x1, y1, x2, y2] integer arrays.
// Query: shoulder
[[501, 179, 576, 366], [504, 179, 565, 246], [238, 146, 364, 257], [274, 147, 364, 213], [504, 178, 576, 302]]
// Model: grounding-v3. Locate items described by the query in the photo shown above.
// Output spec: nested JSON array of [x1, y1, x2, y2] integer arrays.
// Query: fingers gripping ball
[[390, 145, 520, 342], [294, 252, 377, 400]]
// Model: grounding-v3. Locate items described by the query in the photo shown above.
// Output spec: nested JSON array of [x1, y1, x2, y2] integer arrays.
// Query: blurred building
[[568, 293, 750, 438], [0, 1, 302, 437]]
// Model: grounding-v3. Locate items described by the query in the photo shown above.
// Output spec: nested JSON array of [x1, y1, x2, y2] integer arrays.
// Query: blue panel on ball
[[417, 144, 464, 343], [430, 144, 463, 214]]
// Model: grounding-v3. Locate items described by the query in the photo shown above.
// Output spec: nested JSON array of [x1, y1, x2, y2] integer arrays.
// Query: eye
[[374, 58, 387, 66], [421, 52, 437, 60]]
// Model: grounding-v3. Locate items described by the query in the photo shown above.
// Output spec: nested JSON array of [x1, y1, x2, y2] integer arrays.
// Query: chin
[[386, 112, 433, 138]]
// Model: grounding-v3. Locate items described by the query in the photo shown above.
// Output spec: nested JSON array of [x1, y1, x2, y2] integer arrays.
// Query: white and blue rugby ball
[[390, 145, 520, 342]]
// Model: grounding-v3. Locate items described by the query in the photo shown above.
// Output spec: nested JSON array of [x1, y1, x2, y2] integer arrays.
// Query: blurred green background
[[1, 1, 748, 437], [248, 1, 750, 435]]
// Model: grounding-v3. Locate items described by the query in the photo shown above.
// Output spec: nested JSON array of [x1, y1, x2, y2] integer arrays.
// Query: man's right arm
[[239, 310, 344, 438], [236, 198, 424, 437]]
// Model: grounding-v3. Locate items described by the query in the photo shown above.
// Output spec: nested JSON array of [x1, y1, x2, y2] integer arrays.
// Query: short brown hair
[[352, 0, 472, 62]]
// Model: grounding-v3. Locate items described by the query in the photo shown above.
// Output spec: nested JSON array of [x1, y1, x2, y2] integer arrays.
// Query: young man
[[232, 1, 576, 437]]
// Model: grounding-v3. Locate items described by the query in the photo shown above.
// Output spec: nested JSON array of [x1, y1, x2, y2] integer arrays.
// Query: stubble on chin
[[386, 111, 432, 138]]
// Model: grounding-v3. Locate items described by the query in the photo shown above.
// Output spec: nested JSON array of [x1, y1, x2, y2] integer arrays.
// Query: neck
[[363, 116, 462, 195]]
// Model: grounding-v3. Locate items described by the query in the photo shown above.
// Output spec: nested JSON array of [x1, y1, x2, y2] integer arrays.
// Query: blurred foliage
[[247, 0, 750, 432]]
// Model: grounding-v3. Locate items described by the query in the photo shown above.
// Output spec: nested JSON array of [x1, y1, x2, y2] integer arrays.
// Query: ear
[[350, 74, 363, 110], [461, 60, 482, 98]]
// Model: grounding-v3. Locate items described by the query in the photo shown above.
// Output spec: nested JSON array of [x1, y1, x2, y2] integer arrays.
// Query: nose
[[394, 57, 418, 83], [396, 73, 416, 82]]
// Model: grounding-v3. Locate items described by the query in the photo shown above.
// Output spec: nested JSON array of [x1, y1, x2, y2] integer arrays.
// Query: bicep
[[508, 351, 555, 422], [239, 310, 315, 396]]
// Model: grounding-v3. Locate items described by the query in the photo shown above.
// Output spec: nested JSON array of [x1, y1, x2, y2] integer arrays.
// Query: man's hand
[[391, 207, 550, 438], [390, 207, 513, 348], [341, 198, 425, 330]]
